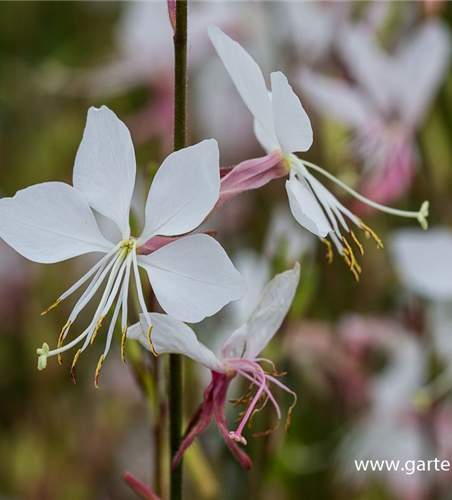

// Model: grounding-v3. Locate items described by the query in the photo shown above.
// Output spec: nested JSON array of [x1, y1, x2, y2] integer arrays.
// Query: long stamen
[[120, 252, 133, 363], [131, 245, 156, 354], [265, 374, 298, 433], [41, 243, 121, 315], [80, 250, 127, 351], [63, 251, 123, 342], [229, 363, 268, 445], [300, 159, 429, 227]]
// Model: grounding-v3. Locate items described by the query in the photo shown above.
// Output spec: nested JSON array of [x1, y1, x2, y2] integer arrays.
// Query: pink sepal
[[138, 230, 216, 256], [215, 151, 287, 210]]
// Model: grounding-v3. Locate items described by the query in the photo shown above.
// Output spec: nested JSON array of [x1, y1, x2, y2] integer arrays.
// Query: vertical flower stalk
[[171, 1, 188, 499]]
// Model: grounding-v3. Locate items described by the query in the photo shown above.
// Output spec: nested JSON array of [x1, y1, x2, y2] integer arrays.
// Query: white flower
[[128, 263, 300, 450], [298, 20, 450, 206], [208, 25, 429, 280], [0, 106, 246, 383]]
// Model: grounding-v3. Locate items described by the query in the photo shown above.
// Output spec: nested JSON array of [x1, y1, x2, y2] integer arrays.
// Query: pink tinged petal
[[396, 21, 451, 127], [389, 227, 452, 301], [138, 231, 216, 255], [222, 263, 300, 360], [208, 25, 277, 145], [128, 312, 224, 372], [270, 71, 313, 156], [339, 25, 395, 113], [73, 106, 136, 237], [216, 151, 287, 209], [297, 69, 370, 128], [285, 173, 332, 238], [0, 182, 113, 264], [138, 234, 246, 323], [139, 140, 220, 243]]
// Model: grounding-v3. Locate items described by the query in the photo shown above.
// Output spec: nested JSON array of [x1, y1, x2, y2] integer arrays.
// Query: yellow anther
[[349, 230, 364, 256], [418, 201, 429, 230], [57, 320, 71, 365], [41, 298, 62, 316], [121, 326, 128, 364], [90, 315, 106, 346], [322, 238, 333, 264], [147, 325, 159, 357], [342, 237, 361, 282], [94, 354, 105, 389], [70, 349, 82, 385], [357, 219, 384, 249]]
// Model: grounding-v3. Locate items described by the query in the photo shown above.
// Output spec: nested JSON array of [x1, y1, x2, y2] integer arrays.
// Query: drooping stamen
[[300, 159, 429, 228], [131, 244, 154, 346], [228, 362, 268, 445], [356, 218, 384, 249], [90, 315, 106, 346], [41, 243, 121, 316], [80, 251, 128, 351], [70, 349, 82, 384], [120, 250, 133, 363], [322, 239, 333, 264], [57, 320, 71, 365], [265, 374, 298, 433], [94, 354, 105, 389], [349, 230, 364, 255], [41, 299, 62, 316], [147, 325, 158, 357], [62, 250, 124, 344], [342, 236, 361, 282], [102, 268, 128, 361], [121, 326, 128, 364]]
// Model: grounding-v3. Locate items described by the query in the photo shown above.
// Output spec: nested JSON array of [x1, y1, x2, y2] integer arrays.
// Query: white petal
[[286, 173, 332, 238], [297, 69, 370, 128], [271, 72, 313, 156], [208, 25, 277, 147], [139, 140, 220, 242], [128, 313, 224, 372], [73, 106, 136, 237], [222, 263, 300, 360], [339, 25, 395, 113], [389, 227, 452, 301], [396, 21, 451, 127], [0, 182, 113, 263], [138, 234, 246, 323], [253, 118, 280, 154]]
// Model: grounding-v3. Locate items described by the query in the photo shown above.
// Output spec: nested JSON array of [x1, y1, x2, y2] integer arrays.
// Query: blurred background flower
[[1, 1, 452, 499]]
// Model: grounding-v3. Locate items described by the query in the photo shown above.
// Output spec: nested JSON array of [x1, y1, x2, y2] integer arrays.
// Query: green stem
[[170, 2, 188, 499]]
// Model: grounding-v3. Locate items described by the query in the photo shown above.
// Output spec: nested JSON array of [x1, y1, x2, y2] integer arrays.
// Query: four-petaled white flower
[[128, 263, 299, 466], [209, 25, 429, 280], [0, 106, 246, 384]]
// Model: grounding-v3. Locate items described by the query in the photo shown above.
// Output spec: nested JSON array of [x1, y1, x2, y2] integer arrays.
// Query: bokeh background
[[1, 1, 452, 499]]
